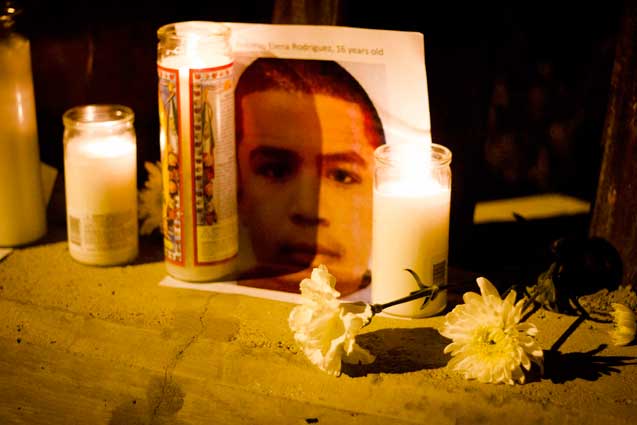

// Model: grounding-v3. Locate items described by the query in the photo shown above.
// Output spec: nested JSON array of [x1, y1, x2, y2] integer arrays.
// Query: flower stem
[[522, 288, 541, 313], [370, 287, 437, 315]]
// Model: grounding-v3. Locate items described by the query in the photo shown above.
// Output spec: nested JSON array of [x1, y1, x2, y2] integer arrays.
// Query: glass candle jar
[[157, 21, 238, 282], [371, 143, 452, 317], [0, 3, 47, 247], [63, 105, 138, 266]]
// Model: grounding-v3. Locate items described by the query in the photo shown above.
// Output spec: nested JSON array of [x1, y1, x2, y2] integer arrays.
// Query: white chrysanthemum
[[288, 265, 375, 376], [138, 161, 162, 235], [610, 303, 636, 346], [440, 277, 544, 385]]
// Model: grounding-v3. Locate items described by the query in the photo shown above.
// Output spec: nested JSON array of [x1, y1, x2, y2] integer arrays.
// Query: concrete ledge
[[1, 240, 636, 424]]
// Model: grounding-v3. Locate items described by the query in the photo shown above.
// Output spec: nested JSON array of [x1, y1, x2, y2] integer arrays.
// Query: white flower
[[440, 277, 544, 385], [610, 303, 636, 346], [138, 161, 163, 235], [288, 265, 375, 376]]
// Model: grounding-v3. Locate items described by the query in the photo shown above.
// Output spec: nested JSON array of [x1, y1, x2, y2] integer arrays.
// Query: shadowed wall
[[18, 0, 623, 274]]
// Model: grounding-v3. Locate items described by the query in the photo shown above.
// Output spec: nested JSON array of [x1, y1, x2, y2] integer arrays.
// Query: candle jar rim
[[374, 143, 452, 168], [63, 104, 134, 129], [157, 21, 231, 42]]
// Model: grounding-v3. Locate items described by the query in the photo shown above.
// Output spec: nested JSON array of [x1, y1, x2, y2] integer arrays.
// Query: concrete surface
[[1, 237, 637, 425]]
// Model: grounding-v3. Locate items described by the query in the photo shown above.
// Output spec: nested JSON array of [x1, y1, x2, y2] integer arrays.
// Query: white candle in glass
[[372, 143, 452, 317], [63, 105, 138, 266], [157, 21, 238, 282], [0, 24, 47, 246]]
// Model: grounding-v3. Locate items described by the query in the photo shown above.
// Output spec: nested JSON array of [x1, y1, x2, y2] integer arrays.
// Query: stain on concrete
[[109, 297, 213, 425], [148, 376, 186, 419], [109, 401, 147, 425], [206, 318, 240, 342], [109, 376, 188, 425], [159, 327, 174, 340]]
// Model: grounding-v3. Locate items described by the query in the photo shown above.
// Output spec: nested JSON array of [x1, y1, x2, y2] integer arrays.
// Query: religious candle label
[[157, 63, 238, 267], [158, 66, 184, 265], [191, 65, 238, 265]]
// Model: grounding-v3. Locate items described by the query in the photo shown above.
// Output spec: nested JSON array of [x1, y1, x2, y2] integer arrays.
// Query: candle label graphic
[[158, 67, 184, 265], [67, 210, 137, 252], [191, 65, 238, 265], [432, 256, 448, 286]]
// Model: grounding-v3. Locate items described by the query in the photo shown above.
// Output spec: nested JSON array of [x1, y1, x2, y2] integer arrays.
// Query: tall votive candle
[[63, 105, 138, 266], [0, 17, 46, 246], [372, 143, 452, 317], [157, 21, 238, 282]]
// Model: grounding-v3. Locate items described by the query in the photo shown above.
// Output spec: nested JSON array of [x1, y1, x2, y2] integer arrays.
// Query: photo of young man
[[235, 58, 385, 295]]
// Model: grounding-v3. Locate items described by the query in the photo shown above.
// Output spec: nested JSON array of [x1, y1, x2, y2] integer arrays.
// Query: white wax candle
[[372, 179, 451, 317], [158, 34, 238, 282], [64, 136, 138, 265], [0, 33, 47, 246]]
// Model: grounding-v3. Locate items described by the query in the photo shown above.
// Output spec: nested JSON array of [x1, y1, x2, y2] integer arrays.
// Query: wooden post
[[590, 1, 637, 288]]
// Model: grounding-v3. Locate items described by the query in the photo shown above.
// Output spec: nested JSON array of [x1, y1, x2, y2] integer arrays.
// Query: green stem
[[522, 289, 540, 312], [370, 287, 439, 315]]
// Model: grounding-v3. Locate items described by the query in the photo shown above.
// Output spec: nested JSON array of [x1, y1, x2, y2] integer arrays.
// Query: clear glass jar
[[0, 2, 47, 246], [157, 21, 232, 66], [371, 143, 452, 317], [157, 22, 238, 282], [63, 105, 138, 266]]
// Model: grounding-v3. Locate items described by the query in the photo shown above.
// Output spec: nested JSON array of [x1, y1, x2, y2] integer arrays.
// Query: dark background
[[13, 0, 625, 281]]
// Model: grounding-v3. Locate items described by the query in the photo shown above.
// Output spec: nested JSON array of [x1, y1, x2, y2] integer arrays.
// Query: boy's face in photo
[[238, 89, 377, 294]]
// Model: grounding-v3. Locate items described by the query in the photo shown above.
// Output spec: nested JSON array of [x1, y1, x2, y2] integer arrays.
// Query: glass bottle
[[0, 1, 47, 246], [157, 22, 238, 282]]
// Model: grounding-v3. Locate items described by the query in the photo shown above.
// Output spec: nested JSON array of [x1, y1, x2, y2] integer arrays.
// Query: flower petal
[[610, 303, 637, 346], [441, 276, 543, 385], [289, 265, 376, 375], [476, 277, 500, 298]]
